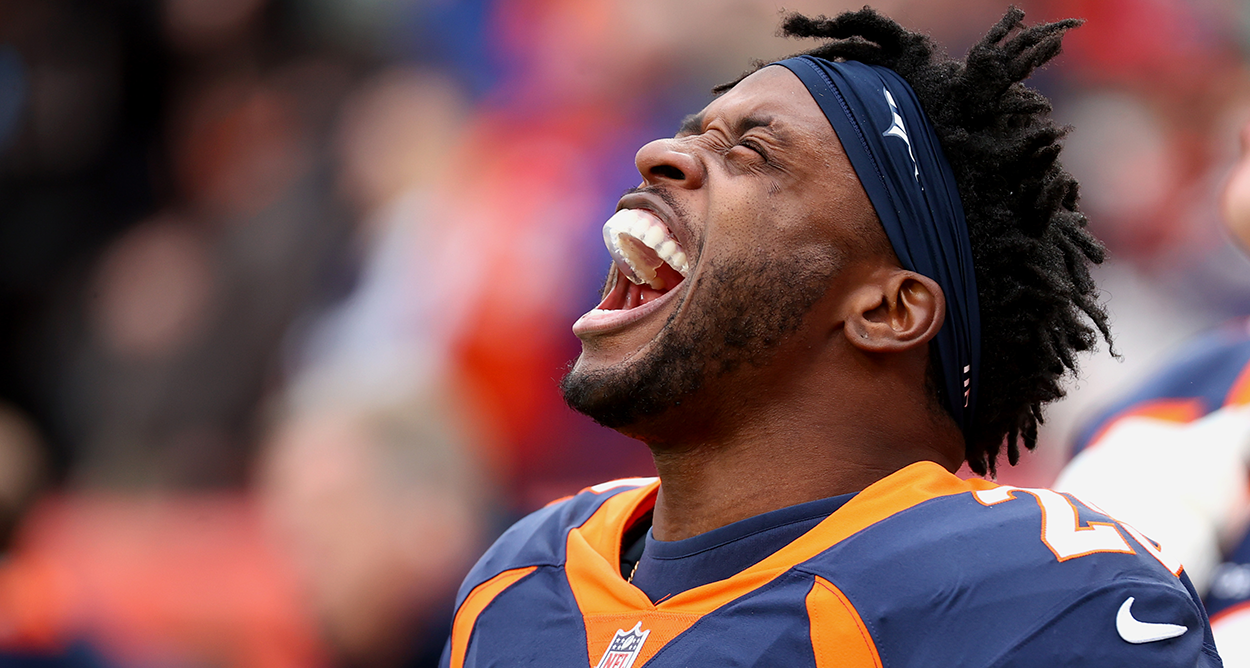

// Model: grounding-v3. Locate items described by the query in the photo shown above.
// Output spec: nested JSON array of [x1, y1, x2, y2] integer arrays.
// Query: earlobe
[[844, 271, 945, 353]]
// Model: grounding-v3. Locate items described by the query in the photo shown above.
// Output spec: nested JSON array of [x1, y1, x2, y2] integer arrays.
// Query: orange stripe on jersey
[[564, 482, 679, 666], [448, 566, 537, 668], [572, 480, 662, 584], [1084, 398, 1204, 449], [807, 576, 882, 668], [565, 461, 993, 664], [1226, 359, 1250, 406]]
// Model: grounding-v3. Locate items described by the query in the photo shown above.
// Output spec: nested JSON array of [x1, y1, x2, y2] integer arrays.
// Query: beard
[[560, 246, 839, 430]]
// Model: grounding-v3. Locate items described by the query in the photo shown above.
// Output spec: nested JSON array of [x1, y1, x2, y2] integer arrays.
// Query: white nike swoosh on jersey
[[1116, 596, 1188, 644]]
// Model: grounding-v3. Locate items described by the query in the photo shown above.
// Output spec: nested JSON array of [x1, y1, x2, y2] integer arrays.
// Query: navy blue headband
[[773, 55, 981, 440]]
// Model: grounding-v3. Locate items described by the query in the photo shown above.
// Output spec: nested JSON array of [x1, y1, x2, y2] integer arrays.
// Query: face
[[1222, 119, 1250, 248], [561, 66, 883, 437]]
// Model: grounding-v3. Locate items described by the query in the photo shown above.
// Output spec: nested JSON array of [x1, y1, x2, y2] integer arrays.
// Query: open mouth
[[603, 208, 688, 290], [572, 209, 690, 336]]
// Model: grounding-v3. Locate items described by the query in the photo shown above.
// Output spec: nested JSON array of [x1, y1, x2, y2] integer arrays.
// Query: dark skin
[[570, 66, 965, 541]]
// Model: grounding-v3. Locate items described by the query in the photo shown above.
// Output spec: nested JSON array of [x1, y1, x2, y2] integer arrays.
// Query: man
[[442, 7, 1223, 667], [1055, 118, 1250, 666]]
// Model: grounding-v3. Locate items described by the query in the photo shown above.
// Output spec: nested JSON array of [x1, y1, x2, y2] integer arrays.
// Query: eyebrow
[[735, 113, 778, 138], [676, 112, 788, 142], [677, 112, 704, 136]]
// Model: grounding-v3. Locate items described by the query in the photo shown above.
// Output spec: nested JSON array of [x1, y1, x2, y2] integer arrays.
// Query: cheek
[[699, 185, 788, 247], [1222, 159, 1250, 247], [701, 167, 870, 252]]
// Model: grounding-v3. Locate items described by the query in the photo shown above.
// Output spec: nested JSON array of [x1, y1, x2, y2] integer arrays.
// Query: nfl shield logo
[[595, 622, 650, 668]]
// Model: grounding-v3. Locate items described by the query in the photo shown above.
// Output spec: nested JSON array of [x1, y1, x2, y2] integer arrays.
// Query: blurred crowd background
[[0, 0, 1248, 666]]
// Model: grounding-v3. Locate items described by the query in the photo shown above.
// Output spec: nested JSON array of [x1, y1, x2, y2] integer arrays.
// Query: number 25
[[973, 486, 1182, 575]]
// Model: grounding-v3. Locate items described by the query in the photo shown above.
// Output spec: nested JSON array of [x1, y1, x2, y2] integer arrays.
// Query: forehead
[[690, 66, 837, 148]]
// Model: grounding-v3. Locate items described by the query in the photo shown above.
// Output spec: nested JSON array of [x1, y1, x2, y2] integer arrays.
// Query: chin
[[560, 354, 698, 432]]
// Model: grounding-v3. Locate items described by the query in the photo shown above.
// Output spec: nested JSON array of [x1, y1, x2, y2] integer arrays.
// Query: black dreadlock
[[718, 7, 1113, 476]]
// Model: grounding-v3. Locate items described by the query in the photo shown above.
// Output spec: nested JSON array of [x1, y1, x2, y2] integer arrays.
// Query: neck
[[645, 380, 963, 541]]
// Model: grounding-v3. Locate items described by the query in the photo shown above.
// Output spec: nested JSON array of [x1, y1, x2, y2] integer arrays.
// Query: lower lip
[[571, 280, 683, 336]]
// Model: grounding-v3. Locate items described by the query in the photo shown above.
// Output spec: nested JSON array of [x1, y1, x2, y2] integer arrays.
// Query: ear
[[843, 270, 945, 353]]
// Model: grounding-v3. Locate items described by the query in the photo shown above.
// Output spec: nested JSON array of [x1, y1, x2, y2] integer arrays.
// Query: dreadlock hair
[[716, 7, 1113, 476]]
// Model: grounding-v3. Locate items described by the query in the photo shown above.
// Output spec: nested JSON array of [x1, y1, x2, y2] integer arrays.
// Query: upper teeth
[[602, 209, 689, 289]]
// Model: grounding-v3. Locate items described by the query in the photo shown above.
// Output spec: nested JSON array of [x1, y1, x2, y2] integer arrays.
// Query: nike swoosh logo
[[1116, 597, 1188, 644]]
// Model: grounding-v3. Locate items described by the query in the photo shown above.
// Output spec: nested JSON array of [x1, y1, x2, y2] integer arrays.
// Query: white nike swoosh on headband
[[1116, 596, 1188, 644]]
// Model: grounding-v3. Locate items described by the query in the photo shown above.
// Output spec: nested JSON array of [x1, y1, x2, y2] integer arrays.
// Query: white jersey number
[[973, 486, 1181, 574]]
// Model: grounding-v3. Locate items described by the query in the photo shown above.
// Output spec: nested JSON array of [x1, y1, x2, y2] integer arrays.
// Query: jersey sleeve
[[987, 577, 1221, 667]]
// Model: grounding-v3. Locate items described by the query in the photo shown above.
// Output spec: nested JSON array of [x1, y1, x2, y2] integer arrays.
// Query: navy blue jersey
[[442, 463, 1221, 667], [629, 492, 855, 604]]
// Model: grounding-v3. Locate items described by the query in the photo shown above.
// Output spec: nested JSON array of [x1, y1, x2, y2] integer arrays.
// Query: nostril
[[635, 138, 701, 188], [650, 164, 685, 181]]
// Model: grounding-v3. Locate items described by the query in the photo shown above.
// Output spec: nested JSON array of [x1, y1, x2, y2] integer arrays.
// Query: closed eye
[[736, 138, 769, 162]]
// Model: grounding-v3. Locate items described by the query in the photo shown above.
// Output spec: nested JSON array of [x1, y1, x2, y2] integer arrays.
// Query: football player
[[1056, 119, 1250, 666], [444, 8, 1223, 667]]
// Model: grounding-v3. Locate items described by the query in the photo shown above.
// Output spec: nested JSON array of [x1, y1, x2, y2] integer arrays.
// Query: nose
[[635, 138, 704, 189]]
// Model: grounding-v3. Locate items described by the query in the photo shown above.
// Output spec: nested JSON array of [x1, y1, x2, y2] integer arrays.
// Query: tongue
[[652, 261, 684, 292], [622, 262, 684, 309], [623, 282, 660, 309]]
